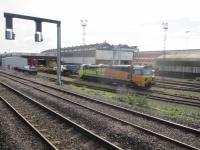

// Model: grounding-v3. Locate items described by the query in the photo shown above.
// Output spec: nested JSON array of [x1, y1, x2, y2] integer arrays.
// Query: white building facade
[[42, 42, 139, 65]]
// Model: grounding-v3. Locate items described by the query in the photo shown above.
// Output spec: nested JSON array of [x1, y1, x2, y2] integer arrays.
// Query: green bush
[[126, 95, 148, 107], [195, 77, 200, 81]]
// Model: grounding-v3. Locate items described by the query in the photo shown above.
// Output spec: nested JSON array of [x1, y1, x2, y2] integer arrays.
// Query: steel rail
[[36, 72, 200, 100], [29, 72, 200, 102], [156, 79, 200, 88], [136, 91, 200, 107], [1, 71, 200, 108], [0, 81, 122, 150], [0, 96, 58, 150], [155, 83, 200, 92], [150, 89, 200, 101], [0, 75, 200, 149], [0, 71, 200, 133]]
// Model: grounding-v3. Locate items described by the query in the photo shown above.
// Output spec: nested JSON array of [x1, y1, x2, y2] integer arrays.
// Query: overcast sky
[[0, 0, 200, 53]]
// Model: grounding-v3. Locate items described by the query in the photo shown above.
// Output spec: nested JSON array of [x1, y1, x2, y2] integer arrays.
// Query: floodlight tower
[[162, 22, 168, 76], [162, 22, 168, 55], [185, 30, 190, 49], [81, 19, 87, 45], [81, 19, 87, 64]]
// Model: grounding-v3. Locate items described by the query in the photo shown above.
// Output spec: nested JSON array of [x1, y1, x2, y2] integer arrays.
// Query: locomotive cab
[[132, 66, 154, 88]]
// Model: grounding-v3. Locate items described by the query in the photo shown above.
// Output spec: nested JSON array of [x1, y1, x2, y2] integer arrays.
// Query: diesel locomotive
[[79, 64, 155, 88]]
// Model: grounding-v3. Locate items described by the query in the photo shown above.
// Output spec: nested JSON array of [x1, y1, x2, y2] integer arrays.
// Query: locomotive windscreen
[[142, 68, 153, 75]]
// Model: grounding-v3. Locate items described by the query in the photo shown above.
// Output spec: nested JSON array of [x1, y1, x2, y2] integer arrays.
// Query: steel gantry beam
[[4, 12, 62, 85]]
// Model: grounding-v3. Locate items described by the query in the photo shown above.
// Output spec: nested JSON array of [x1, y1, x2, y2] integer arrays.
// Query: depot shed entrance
[[156, 53, 200, 78]]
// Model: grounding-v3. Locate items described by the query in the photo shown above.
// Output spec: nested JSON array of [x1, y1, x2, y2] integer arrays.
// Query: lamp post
[[4, 12, 62, 85]]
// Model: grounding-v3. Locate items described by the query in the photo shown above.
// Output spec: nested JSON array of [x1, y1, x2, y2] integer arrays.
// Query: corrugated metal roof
[[157, 53, 200, 61]]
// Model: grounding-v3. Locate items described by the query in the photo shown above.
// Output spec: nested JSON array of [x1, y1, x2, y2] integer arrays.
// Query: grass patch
[[79, 86, 149, 108], [127, 95, 149, 107], [113, 94, 149, 108], [72, 85, 200, 121], [153, 106, 200, 121], [80, 86, 115, 98]]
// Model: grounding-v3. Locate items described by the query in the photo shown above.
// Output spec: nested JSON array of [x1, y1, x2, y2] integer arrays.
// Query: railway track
[[38, 72, 200, 92], [0, 96, 56, 150], [0, 71, 200, 149], [38, 72, 200, 106], [154, 83, 200, 92], [0, 96, 57, 150], [0, 83, 121, 150], [1, 71, 200, 108], [150, 89, 200, 101], [136, 90, 200, 107], [156, 77, 200, 88]]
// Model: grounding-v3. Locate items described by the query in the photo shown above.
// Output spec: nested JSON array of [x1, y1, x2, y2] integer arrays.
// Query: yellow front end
[[132, 75, 155, 88], [143, 75, 155, 87], [132, 74, 143, 87]]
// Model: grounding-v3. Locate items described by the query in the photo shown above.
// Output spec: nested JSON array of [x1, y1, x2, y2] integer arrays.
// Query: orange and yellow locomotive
[[79, 65, 155, 88]]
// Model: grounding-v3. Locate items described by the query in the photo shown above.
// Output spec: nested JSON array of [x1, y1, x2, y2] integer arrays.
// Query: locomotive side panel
[[104, 67, 130, 81]]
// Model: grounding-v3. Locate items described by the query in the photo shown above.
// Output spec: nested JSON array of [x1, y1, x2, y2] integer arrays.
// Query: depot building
[[42, 42, 139, 65]]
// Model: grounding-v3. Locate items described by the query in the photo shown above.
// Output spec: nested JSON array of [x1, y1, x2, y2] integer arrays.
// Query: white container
[[2, 56, 28, 70]]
